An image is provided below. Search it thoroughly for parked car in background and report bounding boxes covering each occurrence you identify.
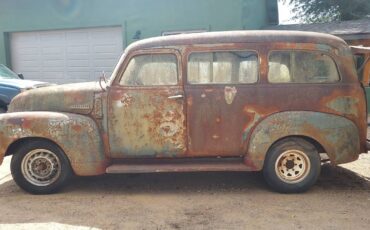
[0,31,368,195]
[0,64,52,113]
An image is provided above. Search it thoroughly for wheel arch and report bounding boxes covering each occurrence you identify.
[245,111,360,170]
[0,112,108,176]
[6,137,63,157]
[265,135,326,160]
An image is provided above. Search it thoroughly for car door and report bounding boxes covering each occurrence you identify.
[185,48,260,157]
[107,49,186,158]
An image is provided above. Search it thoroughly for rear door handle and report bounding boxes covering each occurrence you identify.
[168,95,184,99]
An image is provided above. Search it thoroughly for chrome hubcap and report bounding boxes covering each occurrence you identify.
[21,149,61,186]
[275,150,310,184]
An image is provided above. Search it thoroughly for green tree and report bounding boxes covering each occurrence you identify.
[282,0,370,23]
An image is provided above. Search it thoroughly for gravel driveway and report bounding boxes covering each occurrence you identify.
[0,154,369,230]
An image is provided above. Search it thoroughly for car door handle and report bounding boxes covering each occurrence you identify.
[168,95,184,99]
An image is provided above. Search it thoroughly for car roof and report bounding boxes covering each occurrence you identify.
[126,30,348,52]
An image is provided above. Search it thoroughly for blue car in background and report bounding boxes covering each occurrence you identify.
[0,64,52,113]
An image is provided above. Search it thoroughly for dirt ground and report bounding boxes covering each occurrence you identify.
[0,154,369,230]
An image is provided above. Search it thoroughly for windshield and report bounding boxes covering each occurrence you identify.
[0,64,20,79]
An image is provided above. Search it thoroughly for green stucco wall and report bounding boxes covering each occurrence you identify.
[0,0,277,65]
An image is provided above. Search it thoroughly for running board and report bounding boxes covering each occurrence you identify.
[106,158,251,174]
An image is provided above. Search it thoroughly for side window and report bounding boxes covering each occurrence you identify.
[188,51,258,84]
[268,51,339,83]
[120,54,178,86]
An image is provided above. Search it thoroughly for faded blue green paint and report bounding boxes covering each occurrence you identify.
[8,82,102,115]
[246,111,360,170]
[0,0,277,65]
[316,44,332,52]
[0,112,107,176]
[326,96,360,117]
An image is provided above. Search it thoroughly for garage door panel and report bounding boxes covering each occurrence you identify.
[68,55,90,61]
[93,59,118,68]
[24,72,42,78]
[11,27,123,84]
[67,60,90,67]
[67,46,89,54]
[66,32,89,42]
[17,47,40,55]
[40,32,65,43]
[42,47,64,55]
[22,60,42,67]
[13,34,38,44]
[94,45,117,53]
[43,60,64,67]
[44,72,64,78]
[93,69,113,79]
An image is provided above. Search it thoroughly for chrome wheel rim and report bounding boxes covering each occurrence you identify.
[21,149,61,186]
[275,150,311,184]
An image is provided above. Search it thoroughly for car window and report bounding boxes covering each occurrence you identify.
[268,51,339,83]
[188,51,258,84]
[120,54,178,86]
[0,64,19,79]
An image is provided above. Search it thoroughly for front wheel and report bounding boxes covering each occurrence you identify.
[263,137,321,193]
[11,140,73,194]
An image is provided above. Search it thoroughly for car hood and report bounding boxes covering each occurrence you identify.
[0,78,52,89]
[8,82,103,115]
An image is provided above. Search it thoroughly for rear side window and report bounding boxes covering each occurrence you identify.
[188,51,258,84]
[268,51,339,83]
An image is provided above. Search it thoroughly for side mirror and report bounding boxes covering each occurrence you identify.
[99,73,108,92]
[18,73,24,79]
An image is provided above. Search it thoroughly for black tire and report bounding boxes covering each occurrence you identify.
[263,137,321,193]
[11,140,73,194]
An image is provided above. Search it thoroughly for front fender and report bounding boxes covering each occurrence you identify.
[0,112,107,176]
[246,111,360,170]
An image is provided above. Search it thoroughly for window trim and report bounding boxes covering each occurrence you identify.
[113,49,182,88]
[267,49,342,84]
[185,49,260,85]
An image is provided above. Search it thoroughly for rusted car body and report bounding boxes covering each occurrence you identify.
[0,31,367,194]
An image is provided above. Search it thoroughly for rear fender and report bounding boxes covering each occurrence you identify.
[0,112,107,176]
[245,111,360,170]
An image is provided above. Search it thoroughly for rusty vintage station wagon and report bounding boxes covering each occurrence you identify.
[0,31,368,194]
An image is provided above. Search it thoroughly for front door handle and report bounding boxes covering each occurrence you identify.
[168,95,184,99]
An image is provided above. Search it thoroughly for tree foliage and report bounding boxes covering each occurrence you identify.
[282,0,370,23]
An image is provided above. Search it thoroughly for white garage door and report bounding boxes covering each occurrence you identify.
[10,27,124,84]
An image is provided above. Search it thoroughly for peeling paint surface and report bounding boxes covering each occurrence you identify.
[326,96,359,117]
[0,112,106,176]
[0,31,367,176]
[108,87,186,158]
[247,112,361,170]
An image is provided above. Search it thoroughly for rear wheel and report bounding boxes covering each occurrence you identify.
[11,140,73,194]
[263,137,321,193]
